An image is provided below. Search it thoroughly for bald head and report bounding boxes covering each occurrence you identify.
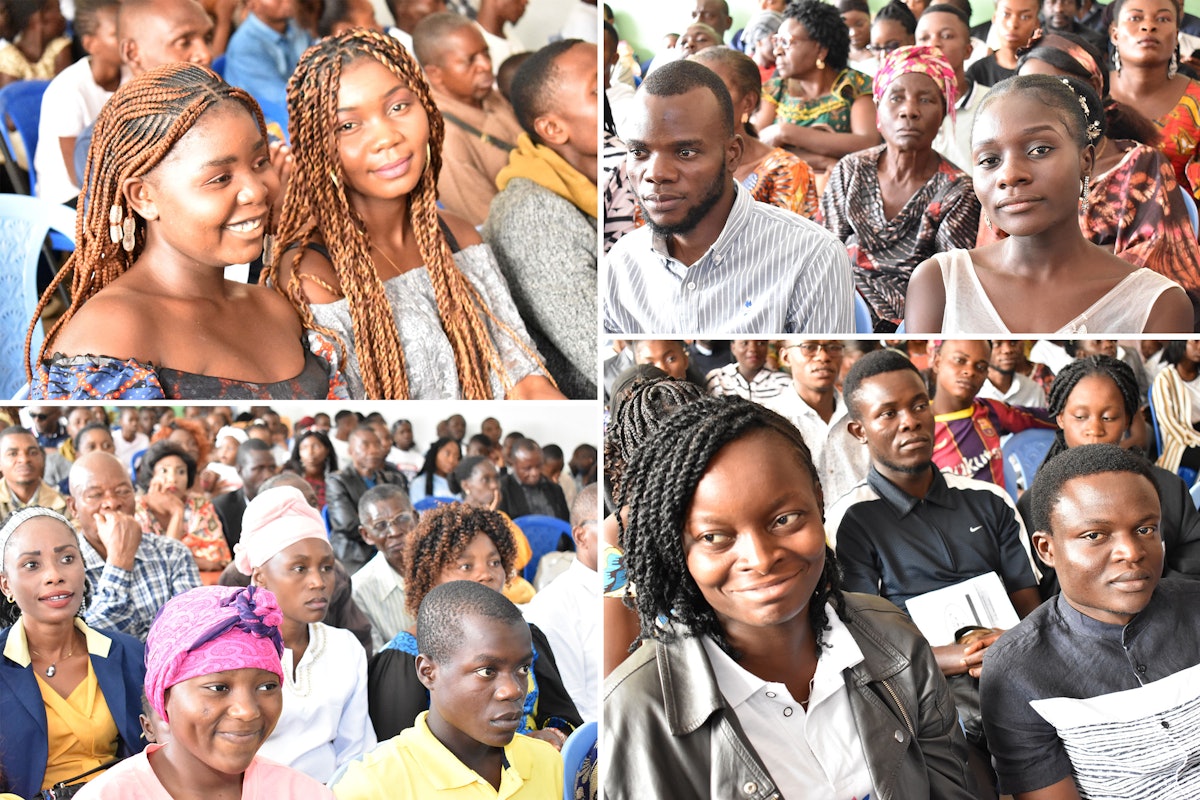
[412,11,474,67]
[118,0,213,74]
[69,451,129,497]
[570,483,599,571]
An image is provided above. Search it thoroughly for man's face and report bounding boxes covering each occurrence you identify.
[447,415,467,442]
[239,450,278,499]
[569,446,596,477]
[989,340,1024,373]
[633,340,689,380]
[427,25,494,105]
[70,455,138,534]
[360,495,417,572]
[393,422,414,451]
[391,0,446,32]
[349,430,384,474]
[512,447,544,487]
[691,0,731,36]
[731,340,768,374]
[122,0,214,73]
[625,87,738,238]
[1036,471,1164,625]
[1,433,44,491]
[27,408,60,435]
[247,0,295,28]
[933,340,991,405]
[1075,340,1117,358]
[1044,0,1079,29]
[138,408,158,435]
[544,43,599,160]
[782,341,844,394]
[848,369,935,475]
[314,414,332,434]
[481,418,501,444]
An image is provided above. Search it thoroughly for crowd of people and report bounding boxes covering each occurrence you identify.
[11,0,599,400]
[604,0,1200,334]
[0,404,599,798]
[602,337,1200,799]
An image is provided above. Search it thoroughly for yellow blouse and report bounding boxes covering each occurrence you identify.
[36,659,119,790]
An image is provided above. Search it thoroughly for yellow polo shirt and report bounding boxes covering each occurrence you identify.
[331,712,562,800]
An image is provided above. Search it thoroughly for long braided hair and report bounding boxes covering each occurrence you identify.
[268,29,531,399]
[620,395,848,659]
[1043,354,1141,462]
[25,63,268,382]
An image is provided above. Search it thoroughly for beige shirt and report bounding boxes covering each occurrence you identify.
[431,88,523,227]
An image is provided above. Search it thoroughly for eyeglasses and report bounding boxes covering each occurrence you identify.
[866,40,902,53]
[772,33,812,49]
[367,512,417,537]
[789,343,845,356]
[29,413,50,420]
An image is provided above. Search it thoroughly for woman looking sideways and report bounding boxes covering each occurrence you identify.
[26,62,346,400]
[0,508,145,799]
[408,436,462,505]
[604,396,976,799]
[905,73,1192,333]
[268,29,562,400]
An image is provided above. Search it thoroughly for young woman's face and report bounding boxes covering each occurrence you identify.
[153,454,190,492]
[438,532,506,592]
[334,57,430,203]
[254,538,335,625]
[682,429,827,639]
[1111,0,1178,68]
[461,460,500,507]
[298,435,329,473]
[435,441,461,477]
[842,9,871,49]
[136,103,275,269]
[0,518,86,625]
[163,668,282,777]
[971,92,1091,236]
[1058,375,1130,448]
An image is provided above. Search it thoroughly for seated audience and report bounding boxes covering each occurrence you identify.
[1150,340,1200,473]
[283,429,339,509]
[388,419,425,482]
[112,408,149,470]
[840,0,874,72]
[977,340,1047,408]
[0,425,67,518]
[980,445,1200,799]
[74,584,335,798]
[333,581,564,799]
[327,427,407,573]
[235,486,375,781]
[905,75,1193,333]
[822,46,979,331]
[0,508,145,799]
[270,28,560,400]
[965,0,1037,86]
[33,0,120,204]
[0,0,69,86]
[318,0,380,37]
[604,59,853,333]
[449,456,536,604]
[691,46,819,218]
[68,452,201,640]
[604,395,977,799]
[704,339,791,400]
[351,484,419,651]
[1040,0,1107,51]
[212,439,278,552]
[754,0,880,171]
[743,9,784,82]
[678,22,720,57]
[28,64,346,400]
[133,441,230,583]
[409,437,463,505]
[483,39,599,400]
[224,0,313,133]
[367,504,582,743]
[869,0,917,66]
[500,439,570,521]
[917,4,989,170]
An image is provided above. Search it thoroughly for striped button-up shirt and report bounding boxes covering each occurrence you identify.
[704,363,793,402]
[604,183,855,334]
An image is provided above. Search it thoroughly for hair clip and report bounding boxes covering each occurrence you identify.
[1086,119,1102,143]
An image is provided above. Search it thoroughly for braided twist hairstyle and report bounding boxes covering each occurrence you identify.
[269,28,537,399]
[25,63,267,382]
[619,395,848,658]
[1044,354,1140,462]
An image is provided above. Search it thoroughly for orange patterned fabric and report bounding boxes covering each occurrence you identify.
[742,147,820,218]
[135,494,231,571]
[1156,78,1200,199]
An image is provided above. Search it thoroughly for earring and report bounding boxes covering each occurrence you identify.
[1113,48,1122,74]
[121,213,136,253]
[108,203,123,244]
[816,57,825,70]
[262,233,276,265]
[1170,50,1179,78]
[330,169,340,188]
[425,142,432,171]
[984,213,993,230]
[1080,175,1091,213]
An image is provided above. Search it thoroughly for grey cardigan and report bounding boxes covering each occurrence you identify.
[603,592,978,800]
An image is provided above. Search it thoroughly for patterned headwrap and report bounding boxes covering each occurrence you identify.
[144,585,284,722]
[873,45,959,122]
[1019,32,1104,96]
[233,485,329,576]
[0,507,79,563]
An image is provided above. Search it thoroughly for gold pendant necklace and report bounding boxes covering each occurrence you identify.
[30,643,75,678]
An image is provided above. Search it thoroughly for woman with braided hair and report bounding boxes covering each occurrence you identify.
[604,395,977,799]
[25,62,347,400]
[268,28,563,400]
[1015,353,1200,597]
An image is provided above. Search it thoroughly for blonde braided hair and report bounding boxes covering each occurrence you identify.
[267,29,543,400]
[24,62,269,382]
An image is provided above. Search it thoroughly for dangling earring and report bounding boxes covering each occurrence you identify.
[1170,50,1179,78]
[815,57,825,70]
[108,203,123,244]
[121,213,136,253]
[984,213,993,230]
[1113,48,1122,74]
[1080,175,1091,213]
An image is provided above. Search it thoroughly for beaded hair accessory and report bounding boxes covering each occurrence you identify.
[1058,78,1102,143]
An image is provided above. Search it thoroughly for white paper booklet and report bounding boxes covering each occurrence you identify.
[903,572,1020,646]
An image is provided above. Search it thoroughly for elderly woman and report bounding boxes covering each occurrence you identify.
[744,10,784,83]
[1108,0,1200,196]
[754,0,881,172]
[820,45,979,331]
[692,47,819,218]
[74,585,334,798]
[0,508,145,799]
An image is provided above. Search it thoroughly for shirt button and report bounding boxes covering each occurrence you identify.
[895,730,905,742]
[765,691,776,698]
[743,781,758,795]
[687,281,696,290]
[1138,664,1147,673]
[783,707,793,717]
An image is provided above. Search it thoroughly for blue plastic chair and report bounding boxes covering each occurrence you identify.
[0,193,77,397]
[253,94,289,144]
[560,720,598,800]
[413,495,458,512]
[0,80,50,196]
[1000,428,1058,501]
[513,514,573,582]
[853,291,872,334]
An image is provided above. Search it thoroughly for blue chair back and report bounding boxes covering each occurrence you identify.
[853,291,872,334]
[1000,428,1057,501]
[1180,187,1199,237]
[0,193,77,397]
[1190,481,1200,510]
[560,720,597,800]
[512,514,573,582]
[414,495,458,511]
[253,94,289,144]
[0,80,50,195]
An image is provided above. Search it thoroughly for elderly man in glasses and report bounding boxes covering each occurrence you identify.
[351,484,420,651]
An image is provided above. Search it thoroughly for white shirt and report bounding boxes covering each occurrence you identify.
[256,622,376,782]
[522,558,600,721]
[477,22,525,74]
[34,56,116,204]
[331,436,351,468]
[702,605,875,800]
[559,1,597,42]
[762,388,870,510]
[978,372,1047,409]
[387,445,425,484]
[932,80,989,172]
[351,550,415,652]
[112,429,149,470]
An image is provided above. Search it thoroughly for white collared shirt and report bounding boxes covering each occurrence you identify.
[762,388,870,510]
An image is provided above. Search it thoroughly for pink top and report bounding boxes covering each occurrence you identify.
[74,746,336,799]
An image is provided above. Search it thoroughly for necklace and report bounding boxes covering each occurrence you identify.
[30,642,75,678]
[370,243,406,278]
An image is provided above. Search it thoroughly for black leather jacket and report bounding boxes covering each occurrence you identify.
[603,593,978,800]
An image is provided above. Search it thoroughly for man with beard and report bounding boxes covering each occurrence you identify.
[977,339,1047,408]
[603,58,852,334]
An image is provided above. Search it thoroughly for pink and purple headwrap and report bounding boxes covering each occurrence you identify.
[144,585,284,722]
[873,45,959,122]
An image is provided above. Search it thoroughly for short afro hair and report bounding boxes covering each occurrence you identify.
[784,0,851,71]
[639,58,736,137]
[417,579,527,664]
[842,348,921,421]
[510,39,586,143]
[1029,444,1160,535]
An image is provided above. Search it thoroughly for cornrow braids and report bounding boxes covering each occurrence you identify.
[619,396,848,659]
[269,28,540,399]
[25,63,268,382]
[1043,354,1140,461]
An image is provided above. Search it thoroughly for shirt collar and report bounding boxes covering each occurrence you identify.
[4,616,112,667]
[866,464,953,516]
[649,181,749,267]
[408,712,523,793]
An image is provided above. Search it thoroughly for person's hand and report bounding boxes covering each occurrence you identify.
[196,469,221,497]
[526,727,568,751]
[960,628,1004,679]
[94,510,143,571]
[145,477,186,519]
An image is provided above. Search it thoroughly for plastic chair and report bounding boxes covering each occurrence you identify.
[560,720,597,800]
[1000,428,1057,501]
[129,448,147,484]
[321,504,331,533]
[253,94,289,144]
[512,514,573,582]
[0,193,77,397]
[413,495,458,511]
[853,291,872,334]
[0,80,50,195]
